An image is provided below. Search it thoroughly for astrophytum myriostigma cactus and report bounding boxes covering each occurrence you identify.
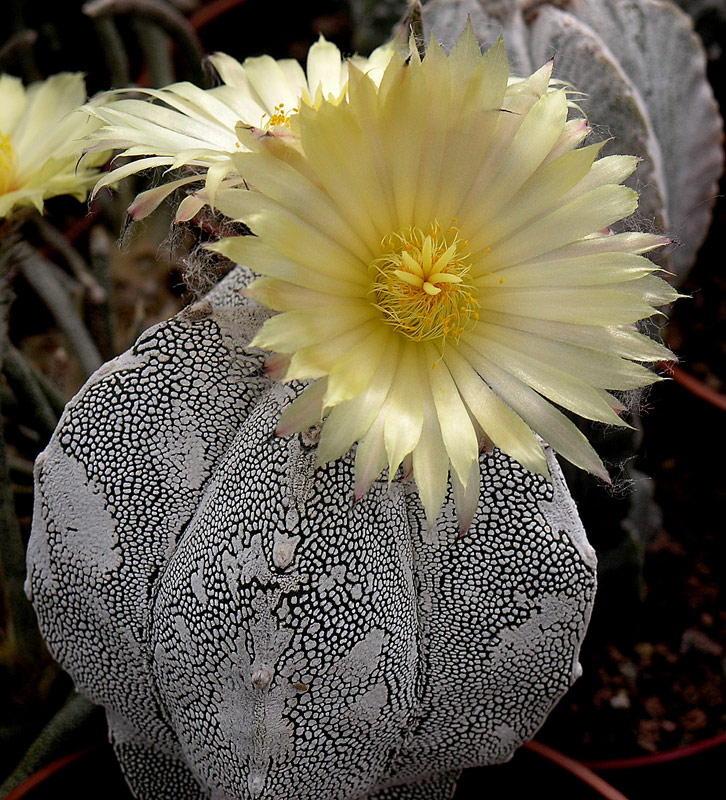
[24,2,722,798]
[27,265,597,800]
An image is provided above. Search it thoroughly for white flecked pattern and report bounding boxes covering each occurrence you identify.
[26,265,597,800]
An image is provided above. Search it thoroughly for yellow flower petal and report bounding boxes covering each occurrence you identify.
[233,151,373,263]
[242,55,302,112]
[544,118,591,163]
[463,331,631,426]
[472,183,639,263]
[210,236,364,297]
[452,456,481,537]
[354,409,388,501]
[443,346,548,477]
[464,141,605,257]
[384,342,425,477]
[411,359,450,527]
[286,320,381,381]
[480,310,674,363]
[211,189,370,288]
[458,341,608,480]
[306,36,347,101]
[435,39,510,223]
[0,72,105,218]
[476,251,658,287]
[458,88,569,226]
[275,379,327,437]
[297,96,395,241]
[425,343,478,487]
[477,286,661,325]
[472,320,661,389]
[0,75,27,133]
[318,337,399,465]
[251,305,376,353]
[323,326,394,408]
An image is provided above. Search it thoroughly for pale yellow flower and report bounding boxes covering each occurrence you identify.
[84,36,395,221]
[0,73,104,219]
[205,27,679,532]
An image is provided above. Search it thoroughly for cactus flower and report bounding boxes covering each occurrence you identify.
[206,27,679,531]
[0,73,103,219]
[84,36,395,220]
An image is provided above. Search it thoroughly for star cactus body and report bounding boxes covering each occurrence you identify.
[26,265,599,800]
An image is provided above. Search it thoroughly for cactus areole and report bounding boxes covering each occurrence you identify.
[27,267,597,800]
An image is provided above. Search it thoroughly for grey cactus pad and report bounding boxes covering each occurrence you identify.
[27,266,597,800]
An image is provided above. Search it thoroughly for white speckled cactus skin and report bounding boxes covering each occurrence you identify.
[26,266,597,800]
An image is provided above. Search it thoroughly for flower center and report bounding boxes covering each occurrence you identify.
[0,132,17,195]
[265,102,299,129]
[370,221,479,342]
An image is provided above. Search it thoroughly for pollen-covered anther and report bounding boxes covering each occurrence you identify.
[370,222,479,342]
[266,103,299,129]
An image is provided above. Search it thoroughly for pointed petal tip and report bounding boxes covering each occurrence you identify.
[262,349,291,378]
[659,352,679,366]
[248,330,266,349]
[457,504,476,539]
[598,467,612,486]
[273,425,287,438]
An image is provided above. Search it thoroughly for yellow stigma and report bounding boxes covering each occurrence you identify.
[0,132,17,195]
[370,221,479,342]
[266,103,299,129]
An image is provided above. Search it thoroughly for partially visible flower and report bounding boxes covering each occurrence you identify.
[203,27,680,532]
[0,72,105,219]
[84,36,395,221]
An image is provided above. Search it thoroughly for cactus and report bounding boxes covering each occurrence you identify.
[23,2,723,798]
[27,266,596,799]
